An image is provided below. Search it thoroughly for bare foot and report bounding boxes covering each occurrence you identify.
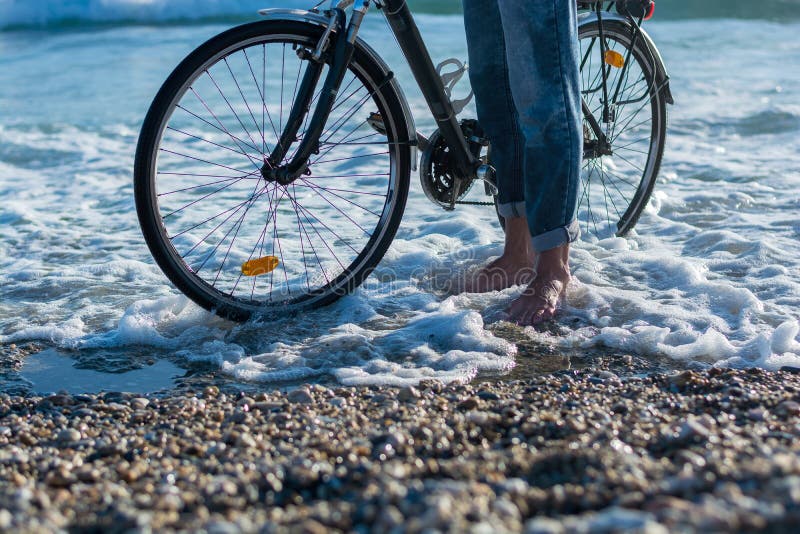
[506,243,571,326]
[461,216,536,293]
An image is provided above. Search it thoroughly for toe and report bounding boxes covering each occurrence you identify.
[538,307,556,323]
[518,310,536,327]
[529,309,546,326]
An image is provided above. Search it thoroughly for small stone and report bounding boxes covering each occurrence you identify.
[104,402,128,413]
[236,396,255,408]
[612,402,628,414]
[310,384,333,397]
[227,410,249,424]
[56,428,82,444]
[252,401,282,412]
[131,398,150,410]
[776,400,800,417]
[205,520,240,534]
[76,468,101,483]
[748,408,768,421]
[457,397,479,411]
[668,370,696,388]
[678,419,710,442]
[676,450,706,469]
[19,433,37,446]
[237,433,257,448]
[203,386,220,398]
[0,509,11,529]
[525,517,565,534]
[45,469,75,488]
[398,386,421,402]
[287,388,314,404]
[47,394,74,407]
[296,519,327,534]
[493,498,520,521]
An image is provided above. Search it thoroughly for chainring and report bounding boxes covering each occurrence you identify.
[419,119,487,209]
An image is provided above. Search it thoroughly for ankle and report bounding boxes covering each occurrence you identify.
[534,245,571,279]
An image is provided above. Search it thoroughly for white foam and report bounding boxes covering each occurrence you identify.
[2,17,800,389]
[216,297,516,386]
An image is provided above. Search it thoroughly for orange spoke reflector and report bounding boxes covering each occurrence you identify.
[241,256,279,277]
[604,50,625,69]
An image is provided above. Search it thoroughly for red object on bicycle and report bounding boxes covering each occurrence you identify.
[615,0,655,20]
[645,1,656,20]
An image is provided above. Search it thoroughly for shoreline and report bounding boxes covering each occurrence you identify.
[2,368,800,532]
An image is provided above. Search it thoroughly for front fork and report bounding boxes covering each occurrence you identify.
[261,1,371,185]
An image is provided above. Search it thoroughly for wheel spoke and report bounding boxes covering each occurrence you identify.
[176,103,261,155]
[298,177,384,218]
[223,57,268,152]
[144,32,403,312]
[158,172,258,197]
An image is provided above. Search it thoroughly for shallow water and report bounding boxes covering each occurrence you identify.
[1,5,799,394]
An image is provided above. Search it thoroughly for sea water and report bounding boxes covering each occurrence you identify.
[1,1,799,394]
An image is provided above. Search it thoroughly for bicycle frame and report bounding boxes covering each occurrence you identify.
[261,0,479,188]
[261,0,672,189]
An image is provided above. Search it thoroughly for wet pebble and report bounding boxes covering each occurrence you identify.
[55,428,81,445]
[1,368,799,532]
[287,388,314,404]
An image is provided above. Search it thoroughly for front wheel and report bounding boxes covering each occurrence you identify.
[495,20,668,240]
[134,21,412,321]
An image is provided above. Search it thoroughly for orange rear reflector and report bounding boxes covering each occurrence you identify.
[241,256,279,277]
[604,50,625,69]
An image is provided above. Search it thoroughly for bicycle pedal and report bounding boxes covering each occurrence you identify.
[477,164,499,196]
[367,112,387,136]
[241,256,279,277]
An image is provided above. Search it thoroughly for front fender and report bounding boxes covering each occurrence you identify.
[258,8,419,168]
[578,12,674,105]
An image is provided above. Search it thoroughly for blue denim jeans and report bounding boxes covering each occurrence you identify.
[463,0,582,251]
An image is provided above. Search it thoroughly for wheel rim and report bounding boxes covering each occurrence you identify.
[148,33,402,311]
[578,25,663,239]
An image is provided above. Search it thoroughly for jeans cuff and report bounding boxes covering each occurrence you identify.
[497,201,526,219]
[531,219,580,252]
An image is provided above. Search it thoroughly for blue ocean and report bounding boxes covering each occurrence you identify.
[1,0,799,394]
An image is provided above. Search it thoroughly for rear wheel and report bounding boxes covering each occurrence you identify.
[134,21,411,321]
[495,20,667,240]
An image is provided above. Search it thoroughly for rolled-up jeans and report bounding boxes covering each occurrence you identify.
[463,0,582,252]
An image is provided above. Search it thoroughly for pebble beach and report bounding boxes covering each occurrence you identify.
[2,368,800,533]
[2,2,800,532]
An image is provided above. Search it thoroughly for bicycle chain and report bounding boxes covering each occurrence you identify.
[454,200,495,206]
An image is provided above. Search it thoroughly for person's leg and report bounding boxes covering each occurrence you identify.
[498,0,583,324]
[461,0,535,293]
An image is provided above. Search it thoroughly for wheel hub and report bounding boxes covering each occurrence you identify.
[583,137,613,160]
[261,160,308,186]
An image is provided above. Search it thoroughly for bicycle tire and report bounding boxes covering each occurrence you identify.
[134,20,411,321]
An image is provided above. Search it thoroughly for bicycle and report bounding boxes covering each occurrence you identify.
[134,0,673,321]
